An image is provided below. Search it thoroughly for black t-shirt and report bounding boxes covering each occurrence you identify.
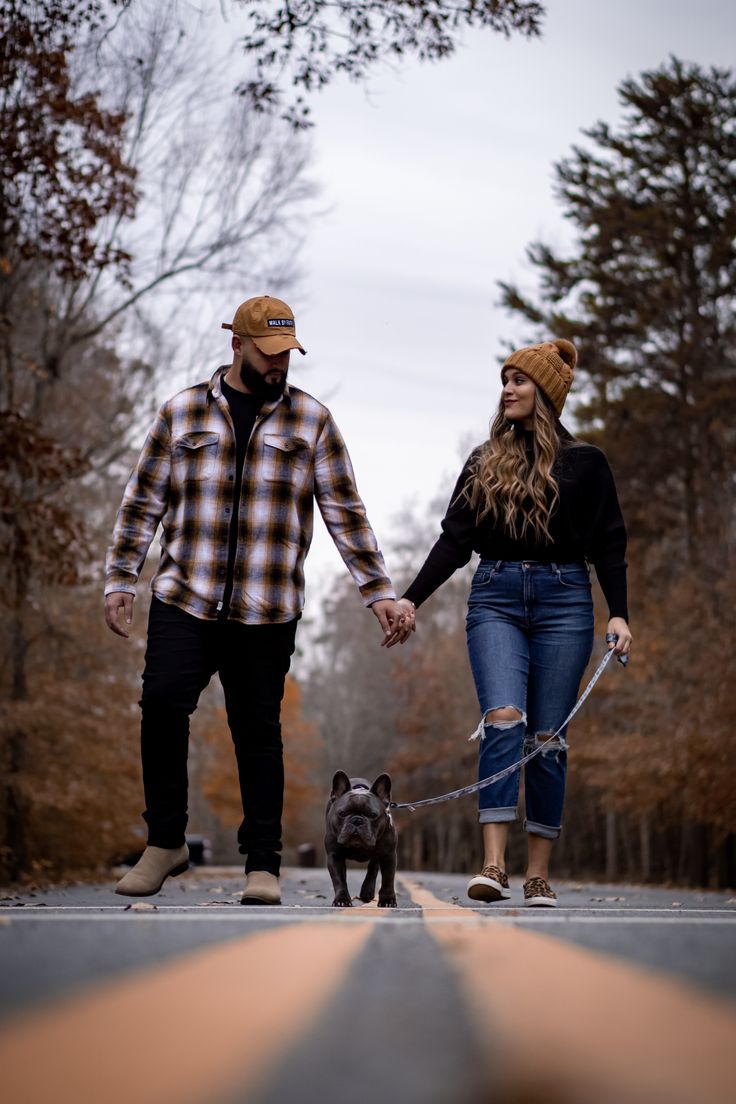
[403,431,629,621]
[220,377,263,614]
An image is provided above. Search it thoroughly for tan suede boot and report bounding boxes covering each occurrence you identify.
[115,844,189,897]
[241,870,281,905]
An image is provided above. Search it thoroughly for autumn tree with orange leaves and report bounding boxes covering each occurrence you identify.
[0,0,315,881]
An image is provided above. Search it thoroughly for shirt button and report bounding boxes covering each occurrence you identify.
[227,474,234,481]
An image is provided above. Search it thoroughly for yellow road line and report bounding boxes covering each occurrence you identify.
[401,877,736,1104]
[1,920,374,1104]
[399,875,471,919]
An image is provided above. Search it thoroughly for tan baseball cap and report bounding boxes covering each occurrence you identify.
[221,295,306,355]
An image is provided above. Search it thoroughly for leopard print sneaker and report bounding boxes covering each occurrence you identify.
[467,864,511,903]
[523,876,558,907]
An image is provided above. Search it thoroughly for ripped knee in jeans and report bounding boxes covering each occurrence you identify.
[469,707,527,743]
[524,730,568,760]
[483,706,527,731]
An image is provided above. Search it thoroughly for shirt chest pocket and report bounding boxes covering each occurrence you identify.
[171,431,220,481]
[262,434,311,485]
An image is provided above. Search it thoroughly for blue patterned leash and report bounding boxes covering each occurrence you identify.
[390,638,625,813]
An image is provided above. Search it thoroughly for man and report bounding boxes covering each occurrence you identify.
[105,295,411,904]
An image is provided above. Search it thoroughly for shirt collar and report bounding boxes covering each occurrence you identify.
[208,364,292,409]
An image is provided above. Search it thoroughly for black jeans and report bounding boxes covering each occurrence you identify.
[139,597,298,875]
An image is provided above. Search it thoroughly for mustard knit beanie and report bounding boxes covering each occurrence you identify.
[502,339,577,416]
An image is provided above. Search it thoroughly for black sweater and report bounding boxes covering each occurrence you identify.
[220,377,262,615]
[403,434,628,621]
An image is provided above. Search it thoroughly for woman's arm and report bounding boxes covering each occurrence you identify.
[402,456,478,609]
[583,448,632,658]
[582,449,628,619]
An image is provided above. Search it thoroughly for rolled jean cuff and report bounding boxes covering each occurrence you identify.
[478,806,517,824]
[524,817,561,840]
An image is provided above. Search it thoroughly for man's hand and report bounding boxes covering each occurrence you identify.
[371,598,416,648]
[104,592,134,638]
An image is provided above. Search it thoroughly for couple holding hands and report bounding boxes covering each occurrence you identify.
[105,295,631,907]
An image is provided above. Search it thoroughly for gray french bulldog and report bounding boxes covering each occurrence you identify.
[324,771,398,908]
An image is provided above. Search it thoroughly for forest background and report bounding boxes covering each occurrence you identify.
[1,0,734,888]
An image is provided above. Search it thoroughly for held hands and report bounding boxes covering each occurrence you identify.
[107,592,418,645]
[371,598,416,648]
[104,592,134,638]
[606,617,632,662]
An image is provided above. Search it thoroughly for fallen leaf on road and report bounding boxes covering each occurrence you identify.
[725,898,736,905]
[124,902,158,911]
[670,901,682,907]
[0,916,12,926]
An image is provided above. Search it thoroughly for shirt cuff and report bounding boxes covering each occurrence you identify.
[104,579,138,597]
[361,583,396,607]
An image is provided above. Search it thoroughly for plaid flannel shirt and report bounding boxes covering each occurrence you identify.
[105,366,395,623]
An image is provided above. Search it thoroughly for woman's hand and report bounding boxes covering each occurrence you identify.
[382,598,417,648]
[606,617,632,659]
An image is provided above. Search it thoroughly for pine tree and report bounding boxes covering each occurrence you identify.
[500,58,736,883]
[500,56,736,569]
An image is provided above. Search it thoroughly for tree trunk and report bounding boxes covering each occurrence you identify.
[622,816,635,879]
[3,551,31,881]
[639,817,651,882]
[605,811,618,882]
[688,822,709,888]
[715,834,736,889]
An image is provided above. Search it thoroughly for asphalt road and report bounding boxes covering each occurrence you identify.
[1,867,735,1104]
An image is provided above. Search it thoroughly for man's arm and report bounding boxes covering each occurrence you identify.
[104,405,172,635]
[313,413,411,643]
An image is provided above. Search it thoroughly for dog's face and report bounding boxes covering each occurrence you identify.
[326,771,392,851]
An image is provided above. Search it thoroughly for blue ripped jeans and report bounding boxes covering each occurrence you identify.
[466,560,594,839]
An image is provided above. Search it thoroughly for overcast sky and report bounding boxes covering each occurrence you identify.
[212,0,736,609]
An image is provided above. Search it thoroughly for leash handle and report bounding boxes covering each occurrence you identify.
[606,631,628,666]
[390,645,617,812]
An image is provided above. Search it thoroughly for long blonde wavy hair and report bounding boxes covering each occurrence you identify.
[464,388,561,543]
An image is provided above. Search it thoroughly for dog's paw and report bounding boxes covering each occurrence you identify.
[332,895,353,908]
[378,894,397,908]
[358,890,375,904]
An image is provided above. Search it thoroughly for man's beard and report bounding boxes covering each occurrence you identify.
[240,359,288,401]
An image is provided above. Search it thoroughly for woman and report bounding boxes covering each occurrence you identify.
[395,339,631,907]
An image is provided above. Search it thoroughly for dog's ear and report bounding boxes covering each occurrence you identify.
[371,773,392,802]
[330,770,351,800]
